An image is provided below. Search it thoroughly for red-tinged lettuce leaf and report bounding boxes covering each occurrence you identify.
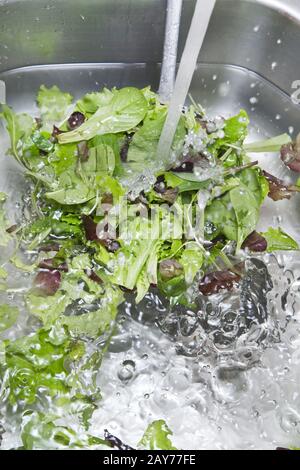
[263,171,300,201]
[199,270,241,296]
[280,141,300,173]
[242,231,268,252]
[34,270,62,296]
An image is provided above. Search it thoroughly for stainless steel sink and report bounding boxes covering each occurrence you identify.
[0,0,300,450]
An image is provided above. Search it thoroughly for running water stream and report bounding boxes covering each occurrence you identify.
[157,0,216,163]
[158,0,183,103]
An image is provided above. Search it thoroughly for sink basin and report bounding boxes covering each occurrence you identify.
[0,0,299,451]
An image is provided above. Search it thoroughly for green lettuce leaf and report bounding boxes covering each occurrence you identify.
[37,85,73,128]
[0,304,19,332]
[27,254,123,337]
[261,227,299,252]
[0,192,12,247]
[180,242,204,284]
[0,266,7,279]
[76,88,116,116]
[127,106,186,167]
[1,105,34,165]
[138,420,177,450]
[21,411,107,450]
[2,326,72,405]
[244,133,292,153]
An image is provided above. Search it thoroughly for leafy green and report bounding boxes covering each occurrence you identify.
[58,87,148,143]
[2,326,73,405]
[205,192,238,242]
[127,106,186,167]
[0,192,11,247]
[0,304,19,332]
[21,411,108,450]
[1,84,299,449]
[96,215,160,294]
[223,109,249,143]
[244,133,292,153]
[37,85,73,128]
[205,169,267,249]
[138,420,177,450]
[31,130,54,153]
[45,171,96,205]
[26,291,73,328]
[180,243,204,284]
[49,142,78,175]
[76,88,116,115]
[27,255,123,337]
[1,104,34,164]
[210,110,249,153]
[230,185,260,251]
[0,266,8,279]
[262,228,299,252]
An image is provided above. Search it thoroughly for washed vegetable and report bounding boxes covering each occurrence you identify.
[0,84,299,450]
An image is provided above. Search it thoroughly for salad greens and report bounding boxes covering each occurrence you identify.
[138,419,177,450]
[0,84,299,450]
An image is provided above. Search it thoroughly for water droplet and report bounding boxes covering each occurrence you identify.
[117,360,136,383]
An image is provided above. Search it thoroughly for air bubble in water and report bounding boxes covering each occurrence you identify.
[117,360,136,383]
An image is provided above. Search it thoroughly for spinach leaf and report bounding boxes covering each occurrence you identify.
[205,192,238,242]
[58,87,148,144]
